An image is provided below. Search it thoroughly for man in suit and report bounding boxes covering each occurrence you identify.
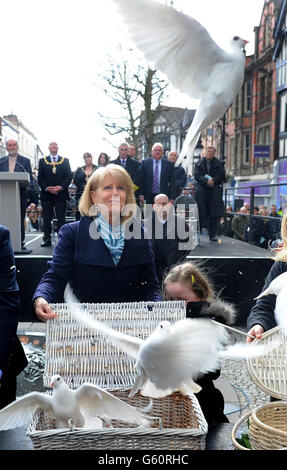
[38,142,72,247]
[194,146,226,241]
[167,150,187,199]
[0,225,27,408]
[0,139,33,251]
[139,143,176,205]
[110,142,141,202]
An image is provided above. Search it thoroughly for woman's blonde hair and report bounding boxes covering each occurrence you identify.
[163,261,215,302]
[78,164,136,222]
[273,210,287,261]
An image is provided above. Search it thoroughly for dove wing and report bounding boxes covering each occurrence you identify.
[113,0,228,98]
[75,384,149,426]
[139,319,228,391]
[65,284,143,359]
[275,292,287,335]
[0,392,53,431]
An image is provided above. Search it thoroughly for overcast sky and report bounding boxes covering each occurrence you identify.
[0,0,265,170]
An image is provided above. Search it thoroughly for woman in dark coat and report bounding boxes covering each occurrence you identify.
[74,152,97,220]
[0,225,27,408]
[33,164,162,322]
[246,210,287,343]
[164,261,236,426]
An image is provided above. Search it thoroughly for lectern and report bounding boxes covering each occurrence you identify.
[0,172,30,253]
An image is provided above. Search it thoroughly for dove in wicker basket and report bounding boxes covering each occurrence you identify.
[65,286,279,399]
[0,374,152,431]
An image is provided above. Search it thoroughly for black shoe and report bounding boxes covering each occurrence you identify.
[41,241,52,247]
[210,237,218,242]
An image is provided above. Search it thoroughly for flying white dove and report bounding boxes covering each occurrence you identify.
[0,374,151,431]
[255,271,287,335]
[65,286,276,398]
[112,0,248,171]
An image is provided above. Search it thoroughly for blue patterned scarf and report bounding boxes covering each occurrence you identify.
[96,214,124,265]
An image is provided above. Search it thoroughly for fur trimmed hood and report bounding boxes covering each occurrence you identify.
[200,298,237,325]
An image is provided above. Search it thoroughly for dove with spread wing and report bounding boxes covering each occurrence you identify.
[112,0,248,171]
[255,271,287,335]
[65,285,276,398]
[0,374,151,431]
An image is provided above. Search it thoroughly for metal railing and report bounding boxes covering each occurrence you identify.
[224,182,286,245]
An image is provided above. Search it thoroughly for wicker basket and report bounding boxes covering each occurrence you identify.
[27,301,208,450]
[246,326,287,400]
[232,326,287,450]
[232,402,287,450]
[27,390,207,450]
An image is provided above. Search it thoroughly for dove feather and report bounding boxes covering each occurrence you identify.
[0,392,53,431]
[64,284,143,359]
[139,319,227,391]
[75,383,150,426]
[113,0,227,99]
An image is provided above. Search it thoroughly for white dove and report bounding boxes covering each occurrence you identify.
[65,286,276,398]
[112,0,248,171]
[0,374,151,431]
[255,271,287,335]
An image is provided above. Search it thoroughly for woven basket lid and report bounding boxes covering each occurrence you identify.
[44,301,186,390]
[246,326,287,400]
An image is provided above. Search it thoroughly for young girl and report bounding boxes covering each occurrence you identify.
[163,261,237,426]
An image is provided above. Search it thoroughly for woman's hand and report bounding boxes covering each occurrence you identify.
[246,324,264,343]
[34,297,57,323]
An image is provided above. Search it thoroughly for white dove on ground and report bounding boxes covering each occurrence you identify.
[0,374,151,431]
[255,271,287,335]
[65,286,276,398]
[112,0,248,171]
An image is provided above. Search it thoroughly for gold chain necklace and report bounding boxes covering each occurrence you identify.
[44,156,64,174]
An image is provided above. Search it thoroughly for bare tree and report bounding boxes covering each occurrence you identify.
[97,47,168,155]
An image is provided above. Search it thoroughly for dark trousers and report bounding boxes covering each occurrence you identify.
[208,217,219,240]
[0,369,17,410]
[41,199,66,243]
[146,193,159,205]
[20,197,27,245]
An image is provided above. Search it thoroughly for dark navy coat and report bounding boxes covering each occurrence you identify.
[194,157,226,219]
[0,225,27,373]
[33,216,163,305]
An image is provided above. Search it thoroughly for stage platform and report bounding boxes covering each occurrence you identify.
[16,232,274,325]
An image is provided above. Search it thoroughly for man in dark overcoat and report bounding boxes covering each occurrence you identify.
[194,146,226,241]
[0,225,27,408]
[38,142,72,246]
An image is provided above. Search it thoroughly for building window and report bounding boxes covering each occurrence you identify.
[257,125,270,145]
[244,80,252,113]
[244,134,251,164]
[264,16,271,49]
[259,76,266,109]
[280,93,287,133]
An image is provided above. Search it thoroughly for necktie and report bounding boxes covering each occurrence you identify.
[122,160,126,167]
[152,160,159,193]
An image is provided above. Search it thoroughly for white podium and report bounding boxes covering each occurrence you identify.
[0,172,30,252]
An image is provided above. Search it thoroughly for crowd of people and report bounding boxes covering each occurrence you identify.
[222,202,282,249]
[1,138,286,429]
